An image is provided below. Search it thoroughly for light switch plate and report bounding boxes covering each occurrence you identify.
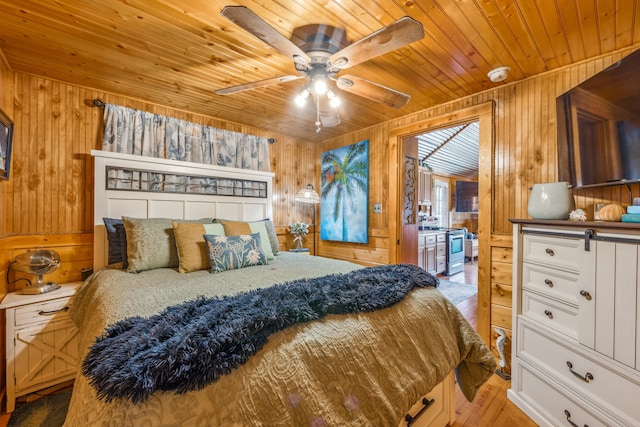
[373,203,382,214]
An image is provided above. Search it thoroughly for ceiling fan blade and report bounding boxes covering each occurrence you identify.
[215,75,304,95]
[221,6,311,67]
[337,75,410,108]
[329,17,424,70]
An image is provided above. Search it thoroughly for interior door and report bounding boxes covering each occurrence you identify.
[399,136,419,265]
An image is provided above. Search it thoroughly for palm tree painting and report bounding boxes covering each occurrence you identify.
[320,140,369,243]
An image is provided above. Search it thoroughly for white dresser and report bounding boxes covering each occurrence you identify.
[510,220,640,427]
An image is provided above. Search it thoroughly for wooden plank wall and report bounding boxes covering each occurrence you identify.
[0,51,13,294]
[1,45,639,372]
[1,72,318,294]
[322,45,640,361]
[318,126,391,266]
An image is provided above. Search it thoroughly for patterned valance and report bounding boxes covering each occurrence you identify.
[101,103,270,171]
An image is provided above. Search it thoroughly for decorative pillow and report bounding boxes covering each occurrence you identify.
[173,222,225,273]
[204,233,267,273]
[103,218,125,265]
[219,220,275,260]
[114,222,129,269]
[123,217,177,273]
[122,217,214,273]
[261,219,280,255]
[219,220,251,235]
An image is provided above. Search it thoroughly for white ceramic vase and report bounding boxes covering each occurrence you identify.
[527,182,575,220]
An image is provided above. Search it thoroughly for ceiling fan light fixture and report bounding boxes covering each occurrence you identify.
[327,90,341,108]
[313,76,328,95]
[295,88,310,107]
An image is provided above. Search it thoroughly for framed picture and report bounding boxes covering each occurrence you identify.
[320,140,369,243]
[0,107,13,180]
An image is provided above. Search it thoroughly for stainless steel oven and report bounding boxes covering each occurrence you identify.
[446,229,466,276]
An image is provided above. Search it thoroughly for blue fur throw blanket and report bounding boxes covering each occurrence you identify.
[82,263,438,403]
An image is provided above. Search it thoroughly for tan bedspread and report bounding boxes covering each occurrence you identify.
[64,254,495,426]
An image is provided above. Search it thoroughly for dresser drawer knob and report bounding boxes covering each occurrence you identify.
[579,290,592,301]
[564,409,589,427]
[544,309,553,319]
[544,279,553,287]
[566,361,594,383]
[545,248,555,256]
[38,306,70,316]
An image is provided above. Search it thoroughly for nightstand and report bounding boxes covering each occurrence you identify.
[0,282,81,412]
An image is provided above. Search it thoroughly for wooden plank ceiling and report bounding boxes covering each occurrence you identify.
[0,0,638,142]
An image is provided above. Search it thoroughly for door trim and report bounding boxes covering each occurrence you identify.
[388,101,494,345]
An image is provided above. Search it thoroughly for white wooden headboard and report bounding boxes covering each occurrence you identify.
[92,150,274,271]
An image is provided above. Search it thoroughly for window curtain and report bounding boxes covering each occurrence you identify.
[101,103,270,172]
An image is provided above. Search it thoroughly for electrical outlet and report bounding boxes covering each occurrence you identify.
[373,203,382,214]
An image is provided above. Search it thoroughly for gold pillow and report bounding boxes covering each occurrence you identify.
[220,220,252,235]
[220,220,274,259]
[173,222,225,273]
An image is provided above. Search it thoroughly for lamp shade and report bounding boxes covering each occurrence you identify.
[295,184,320,204]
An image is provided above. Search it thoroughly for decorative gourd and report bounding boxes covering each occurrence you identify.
[599,204,625,221]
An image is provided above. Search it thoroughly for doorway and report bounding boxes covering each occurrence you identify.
[387,102,494,345]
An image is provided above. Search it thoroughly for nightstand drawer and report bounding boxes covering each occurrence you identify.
[15,296,74,327]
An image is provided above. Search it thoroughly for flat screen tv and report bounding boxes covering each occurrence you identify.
[455,180,478,212]
[557,48,640,189]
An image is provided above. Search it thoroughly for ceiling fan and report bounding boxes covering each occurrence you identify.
[215,6,425,132]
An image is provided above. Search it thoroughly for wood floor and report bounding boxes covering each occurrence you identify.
[0,260,536,427]
[444,261,536,426]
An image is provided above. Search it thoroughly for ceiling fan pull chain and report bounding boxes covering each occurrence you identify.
[315,94,322,133]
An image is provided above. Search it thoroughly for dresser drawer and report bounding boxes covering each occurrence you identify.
[515,362,615,427]
[14,296,74,327]
[522,234,583,272]
[521,291,578,339]
[519,321,640,424]
[522,263,579,305]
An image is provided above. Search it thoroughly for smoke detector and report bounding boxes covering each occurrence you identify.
[487,66,511,82]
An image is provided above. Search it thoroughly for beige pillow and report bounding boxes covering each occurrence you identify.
[173,222,225,273]
[220,220,274,260]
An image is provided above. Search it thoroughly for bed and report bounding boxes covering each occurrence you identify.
[62,150,495,426]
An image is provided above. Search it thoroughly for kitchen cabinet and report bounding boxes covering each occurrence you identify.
[418,167,432,205]
[418,231,445,275]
